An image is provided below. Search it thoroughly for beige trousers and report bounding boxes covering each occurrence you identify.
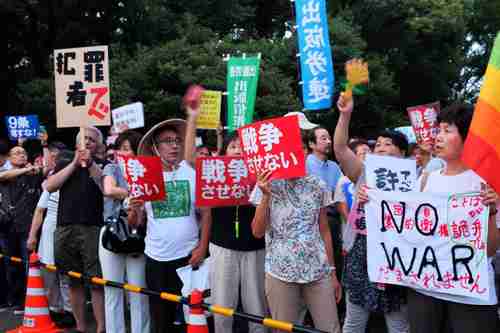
[265,274,340,333]
[209,243,268,333]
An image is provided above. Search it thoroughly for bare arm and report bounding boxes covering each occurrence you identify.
[46,161,77,193]
[27,207,46,251]
[251,194,271,239]
[189,207,212,267]
[333,95,363,183]
[319,207,342,302]
[0,166,33,181]
[184,106,199,167]
[336,202,349,222]
[486,214,499,257]
[216,126,224,155]
[103,175,128,200]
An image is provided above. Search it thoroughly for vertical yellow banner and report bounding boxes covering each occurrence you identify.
[197,90,222,129]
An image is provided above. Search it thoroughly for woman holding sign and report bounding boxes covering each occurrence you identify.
[333,92,410,333]
[99,130,150,333]
[184,96,268,333]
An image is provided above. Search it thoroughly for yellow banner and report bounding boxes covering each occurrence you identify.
[198,90,222,129]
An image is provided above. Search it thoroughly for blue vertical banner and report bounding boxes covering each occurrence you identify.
[295,0,334,110]
[5,115,39,140]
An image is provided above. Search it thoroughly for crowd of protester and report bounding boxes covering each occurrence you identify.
[0,93,499,333]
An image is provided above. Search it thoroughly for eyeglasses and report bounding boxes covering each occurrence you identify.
[10,151,27,156]
[157,138,182,146]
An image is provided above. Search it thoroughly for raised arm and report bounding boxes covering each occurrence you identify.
[333,94,363,183]
[184,105,200,167]
[251,170,273,238]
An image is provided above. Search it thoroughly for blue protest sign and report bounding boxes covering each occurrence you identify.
[295,0,335,110]
[5,115,40,140]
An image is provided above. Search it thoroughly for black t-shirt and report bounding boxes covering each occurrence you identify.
[210,205,265,251]
[55,158,107,227]
[0,172,43,234]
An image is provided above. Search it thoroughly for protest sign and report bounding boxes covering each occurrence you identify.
[238,115,305,180]
[407,102,440,145]
[366,190,490,301]
[365,154,417,192]
[54,45,111,128]
[112,102,145,131]
[295,0,335,110]
[5,115,39,140]
[198,90,222,129]
[117,154,166,202]
[195,156,255,207]
[226,57,260,130]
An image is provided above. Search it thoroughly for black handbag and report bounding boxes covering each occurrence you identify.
[101,208,146,254]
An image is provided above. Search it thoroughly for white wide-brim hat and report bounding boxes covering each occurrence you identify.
[284,111,318,130]
[138,118,186,156]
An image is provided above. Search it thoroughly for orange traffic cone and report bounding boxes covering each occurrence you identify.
[187,289,208,333]
[8,252,61,333]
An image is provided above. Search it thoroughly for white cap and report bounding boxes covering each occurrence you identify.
[284,111,318,130]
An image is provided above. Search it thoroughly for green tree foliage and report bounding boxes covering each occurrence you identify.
[5,0,500,142]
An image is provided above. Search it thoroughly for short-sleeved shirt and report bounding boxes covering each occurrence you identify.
[418,169,499,305]
[102,163,128,221]
[144,161,199,262]
[306,154,342,193]
[55,158,107,227]
[211,205,264,251]
[250,175,332,283]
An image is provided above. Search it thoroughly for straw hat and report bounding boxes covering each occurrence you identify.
[284,111,318,130]
[138,118,186,157]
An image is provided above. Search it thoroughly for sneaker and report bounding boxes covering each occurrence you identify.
[13,305,24,315]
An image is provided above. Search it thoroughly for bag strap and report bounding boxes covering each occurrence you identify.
[420,171,430,192]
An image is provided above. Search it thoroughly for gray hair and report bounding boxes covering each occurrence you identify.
[75,126,103,145]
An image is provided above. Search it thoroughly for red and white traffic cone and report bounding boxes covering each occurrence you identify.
[8,252,61,333]
[187,289,208,333]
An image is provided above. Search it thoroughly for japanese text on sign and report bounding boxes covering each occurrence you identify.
[295,0,335,110]
[407,102,440,145]
[365,154,417,192]
[112,102,145,131]
[54,45,111,128]
[238,115,306,180]
[117,154,166,202]
[195,156,255,207]
[365,190,490,301]
[198,90,222,129]
[226,57,261,131]
[5,115,39,140]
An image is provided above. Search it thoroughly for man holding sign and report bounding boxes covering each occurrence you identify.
[46,126,106,333]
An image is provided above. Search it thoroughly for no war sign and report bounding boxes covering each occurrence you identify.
[365,190,490,302]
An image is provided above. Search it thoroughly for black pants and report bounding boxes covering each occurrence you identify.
[408,288,499,333]
[0,235,8,305]
[145,255,190,333]
[2,231,28,307]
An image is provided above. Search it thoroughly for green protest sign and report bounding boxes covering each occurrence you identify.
[226,56,261,131]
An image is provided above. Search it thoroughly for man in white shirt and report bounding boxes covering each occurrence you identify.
[136,118,211,333]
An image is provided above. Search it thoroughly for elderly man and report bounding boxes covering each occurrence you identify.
[0,145,43,314]
[46,126,106,333]
[135,118,211,333]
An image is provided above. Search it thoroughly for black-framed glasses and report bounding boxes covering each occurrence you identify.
[157,138,182,146]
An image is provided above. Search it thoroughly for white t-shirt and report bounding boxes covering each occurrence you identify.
[418,168,499,305]
[144,161,199,262]
[36,190,60,265]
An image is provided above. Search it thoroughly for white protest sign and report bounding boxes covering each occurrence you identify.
[365,190,490,301]
[365,154,417,192]
[111,102,145,131]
